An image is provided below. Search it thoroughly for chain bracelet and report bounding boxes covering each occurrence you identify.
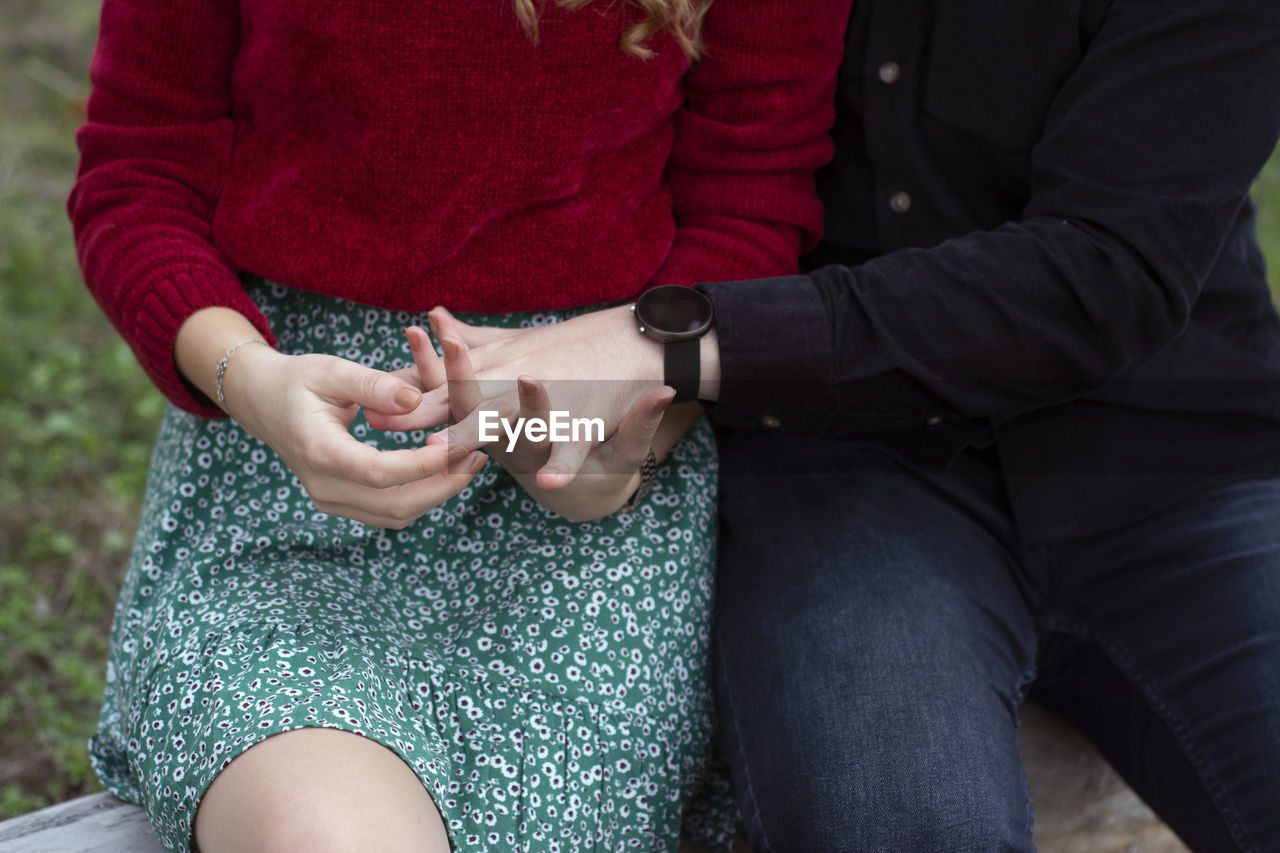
[215,339,271,411]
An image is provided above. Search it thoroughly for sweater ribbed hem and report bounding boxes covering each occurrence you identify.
[132,264,277,418]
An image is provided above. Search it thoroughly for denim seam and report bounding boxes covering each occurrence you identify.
[715,636,776,853]
[1011,653,1040,845]
[1039,615,1257,853]
[1011,658,1039,710]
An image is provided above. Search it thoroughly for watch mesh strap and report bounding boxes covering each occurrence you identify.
[621,448,659,512]
[666,338,700,404]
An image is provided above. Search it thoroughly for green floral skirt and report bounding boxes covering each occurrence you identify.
[90,280,737,851]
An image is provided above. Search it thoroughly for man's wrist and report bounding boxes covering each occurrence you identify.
[698,326,720,403]
[614,303,665,383]
[622,292,720,402]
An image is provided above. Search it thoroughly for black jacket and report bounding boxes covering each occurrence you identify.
[700,0,1280,541]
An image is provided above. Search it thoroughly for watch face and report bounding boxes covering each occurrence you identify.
[636,286,714,341]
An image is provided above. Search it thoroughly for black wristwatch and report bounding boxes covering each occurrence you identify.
[632,285,715,404]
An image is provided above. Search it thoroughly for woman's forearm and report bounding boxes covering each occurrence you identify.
[174,306,275,412]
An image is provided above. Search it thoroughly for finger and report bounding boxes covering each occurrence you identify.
[309,450,488,529]
[449,450,488,476]
[416,384,451,419]
[365,351,452,431]
[536,438,596,491]
[517,375,552,417]
[441,337,484,422]
[363,398,453,432]
[427,308,468,353]
[385,364,427,388]
[501,376,555,474]
[312,358,422,416]
[429,306,521,348]
[303,419,470,489]
[528,376,604,488]
[605,385,676,473]
[426,387,520,454]
[405,325,447,389]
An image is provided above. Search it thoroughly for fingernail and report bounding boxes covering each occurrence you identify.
[466,452,488,473]
[394,386,420,409]
[518,377,537,399]
[654,388,676,413]
[441,338,459,361]
[447,444,470,465]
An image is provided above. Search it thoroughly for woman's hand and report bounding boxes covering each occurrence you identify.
[176,308,487,529]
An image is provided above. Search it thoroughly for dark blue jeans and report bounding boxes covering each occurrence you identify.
[713,432,1280,853]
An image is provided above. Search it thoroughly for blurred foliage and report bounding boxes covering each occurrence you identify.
[1258,149,1280,297]
[0,0,1279,825]
[1,0,165,818]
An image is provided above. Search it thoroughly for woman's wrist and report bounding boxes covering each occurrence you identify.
[175,306,276,414]
[215,339,272,409]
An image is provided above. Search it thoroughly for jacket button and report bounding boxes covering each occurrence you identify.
[878,61,901,84]
[760,414,782,430]
[926,415,943,426]
[889,191,912,213]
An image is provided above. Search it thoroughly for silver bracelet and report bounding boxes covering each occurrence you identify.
[215,339,270,411]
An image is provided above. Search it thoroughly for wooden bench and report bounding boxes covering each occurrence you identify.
[0,704,1186,852]
[0,792,161,853]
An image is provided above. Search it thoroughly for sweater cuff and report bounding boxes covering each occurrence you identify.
[697,274,833,434]
[132,266,277,418]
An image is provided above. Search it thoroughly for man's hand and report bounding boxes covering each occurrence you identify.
[369,304,664,444]
[443,352,675,520]
[371,319,673,520]
[367,303,719,486]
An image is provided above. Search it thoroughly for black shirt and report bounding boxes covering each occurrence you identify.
[699,0,1280,542]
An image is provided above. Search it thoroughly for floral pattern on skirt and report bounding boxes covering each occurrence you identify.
[90,281,738,852]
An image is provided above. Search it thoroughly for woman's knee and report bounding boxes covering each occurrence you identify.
[193,726,450,853]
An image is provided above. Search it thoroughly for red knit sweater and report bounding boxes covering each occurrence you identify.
[70,0,852,416]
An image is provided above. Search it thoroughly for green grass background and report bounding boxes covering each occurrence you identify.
[2,0,1279,821]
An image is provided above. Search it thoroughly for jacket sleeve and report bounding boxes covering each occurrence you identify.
[701,0,1280,434]
[649,0,854,287]
[68,0,276,417]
